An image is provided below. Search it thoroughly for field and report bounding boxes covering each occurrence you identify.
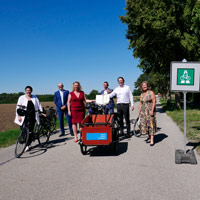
[0,102,56,132]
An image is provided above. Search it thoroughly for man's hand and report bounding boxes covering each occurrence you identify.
[61,105,66,110]
[107,89,111,94]
[41,113,46,117]
[131,106,134,111]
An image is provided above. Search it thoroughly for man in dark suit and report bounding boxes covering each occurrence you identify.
[54,83,73,137]
[100,81,115,114]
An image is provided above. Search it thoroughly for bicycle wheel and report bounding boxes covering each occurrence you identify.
[15,127,29,158]
[80,143,87,155]
[133,117,141,137]
[50,117,56,132]
[38,122,50,146]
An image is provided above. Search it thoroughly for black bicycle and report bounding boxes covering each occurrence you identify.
[43,106,57,133]
[133,117,141,137]
[15,105,51,158]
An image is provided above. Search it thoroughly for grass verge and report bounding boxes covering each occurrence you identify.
[0,117,66,148]
[0,129,20,148]
[160,99,200,152]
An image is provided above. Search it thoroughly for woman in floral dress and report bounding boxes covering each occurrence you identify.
[138,81,157,146]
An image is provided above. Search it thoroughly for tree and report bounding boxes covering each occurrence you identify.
[120,0,200,105]
[86,90,99,100]
[134,72,168,97]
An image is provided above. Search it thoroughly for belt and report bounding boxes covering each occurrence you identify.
[117,103,129,105]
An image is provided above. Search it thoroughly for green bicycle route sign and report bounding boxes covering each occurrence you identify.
[170,61,200,92]
[177,68,194,86]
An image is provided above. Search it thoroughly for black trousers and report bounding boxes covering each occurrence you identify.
[117,103,130,133]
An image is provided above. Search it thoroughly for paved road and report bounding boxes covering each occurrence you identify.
[1,100,200,200]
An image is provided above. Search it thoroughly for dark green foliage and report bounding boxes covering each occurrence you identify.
[133,89,141,96]
[85,90,99,100]
[0,93,54,104]
[37,94,54,102]
[0,92,24,104]
[121,0,200,100]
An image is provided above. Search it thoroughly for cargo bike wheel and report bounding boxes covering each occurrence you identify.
[15,126,30,158]
[80,131,87,155]
[80,144,87,155]
[112,113,120,153]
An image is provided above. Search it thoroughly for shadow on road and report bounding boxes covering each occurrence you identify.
[187,142,200,151]
[156,107,165,113]
[86,142,128,157]
[48,136,73,146]
[154,133,168,144]
[19,146,47,159]
[192,126,200,130]
[19,136,72,159]
[0,157,15,166]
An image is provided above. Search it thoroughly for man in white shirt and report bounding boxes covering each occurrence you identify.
[109,77,134,137]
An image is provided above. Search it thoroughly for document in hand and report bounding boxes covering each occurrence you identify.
[96,95,110,105]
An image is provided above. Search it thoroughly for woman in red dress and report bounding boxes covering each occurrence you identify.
[68,81,94,142]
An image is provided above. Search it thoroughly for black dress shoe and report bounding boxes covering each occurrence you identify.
[145,137,150,143]
[119,130,124,136]
[59,133,65,137]
[127,132,131,138]
[150,143,154,146]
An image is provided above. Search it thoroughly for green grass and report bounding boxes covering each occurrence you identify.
[0,117,63,148]
[160,99,200,150]
[0,128,20,148]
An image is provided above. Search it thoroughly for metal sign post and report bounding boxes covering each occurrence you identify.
[170,60,200,164]
[183,91,187,154]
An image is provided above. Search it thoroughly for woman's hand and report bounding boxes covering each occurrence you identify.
[68,110,71,116]
[150,110,154,117]
[18,116,22,122]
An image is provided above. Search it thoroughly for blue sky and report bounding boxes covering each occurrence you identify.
[0,0,141,94]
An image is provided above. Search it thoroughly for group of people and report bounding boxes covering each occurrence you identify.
[14,77,157,149]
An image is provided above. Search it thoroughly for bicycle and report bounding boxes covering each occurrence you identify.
[15,105,51,158]
[133,117,142,137]
[43,106,57,133]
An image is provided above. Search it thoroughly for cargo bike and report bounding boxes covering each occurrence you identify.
[79,103,120,155]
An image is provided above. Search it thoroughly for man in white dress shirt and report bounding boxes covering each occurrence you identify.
[109,77,134,137]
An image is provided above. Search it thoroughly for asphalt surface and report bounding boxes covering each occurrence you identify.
[1,100,200,200]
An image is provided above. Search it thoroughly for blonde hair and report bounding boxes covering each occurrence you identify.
[72,81,82,91]
[140,81,150,92]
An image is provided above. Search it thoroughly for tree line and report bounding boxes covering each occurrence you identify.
[120,0,200,107]
[0,90,100,104]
